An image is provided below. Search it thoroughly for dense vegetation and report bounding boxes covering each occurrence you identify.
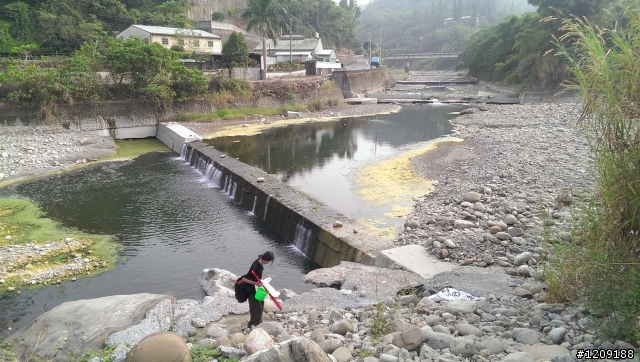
[458,0,624,89]
[0,0,193,53]
[0,0,360,55]
[0,38,209,113]
[0,0,359,107]
[545,2,640,343]
[283,0,360,50]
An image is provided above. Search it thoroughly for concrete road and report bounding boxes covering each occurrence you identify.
[340,54,371,71]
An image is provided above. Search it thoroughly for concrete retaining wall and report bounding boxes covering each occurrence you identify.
[157,123,202,153]
[332,68,388,97]
[177,141,381,268]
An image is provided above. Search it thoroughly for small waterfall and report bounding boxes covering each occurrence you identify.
[196,158,208,174]
[238,188,244,204]
[250,195,257,216]
[229,182,237,198]
[180,144,187,159]
[186,147,193,163]
[292,222,313,257]
[210,169,222,188]
[205,163,215,179]
[220,174,227,191]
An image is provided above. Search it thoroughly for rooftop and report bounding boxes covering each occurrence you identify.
[317,49,334,55]
[254,35,321,53]
[127,25,221,38]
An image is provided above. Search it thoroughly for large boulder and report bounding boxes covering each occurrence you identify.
[242,337,332,362]
[126,331,189,362]
[425,332,454,350]
[244,328,276,355]
[257,322,285,337]
[521,344,571,360]
[198,268,238,297]
[391,327,426,351]
[7,293,170,362]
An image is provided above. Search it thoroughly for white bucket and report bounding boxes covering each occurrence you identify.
[261,277,280,297]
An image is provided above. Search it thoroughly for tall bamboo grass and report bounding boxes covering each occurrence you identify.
[544,6,640,344]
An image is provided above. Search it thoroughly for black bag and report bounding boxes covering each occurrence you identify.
[234,276,250,303]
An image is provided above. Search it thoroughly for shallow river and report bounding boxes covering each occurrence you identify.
[0,152,316,336]
[206,103,467,233]
[0,103,466,336]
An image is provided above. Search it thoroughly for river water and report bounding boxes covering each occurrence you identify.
[0,152,316,336]
[205,103,467,233]
[0,103,466,336]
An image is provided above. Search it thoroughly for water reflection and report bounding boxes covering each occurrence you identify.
[0,152,316,336]
[205,104,466,228]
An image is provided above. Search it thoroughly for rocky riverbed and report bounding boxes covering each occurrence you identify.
[3,100,638,362]
[0,127,118,183]
[399,102,594,282]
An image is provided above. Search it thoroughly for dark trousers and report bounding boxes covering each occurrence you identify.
[247,293,264,328]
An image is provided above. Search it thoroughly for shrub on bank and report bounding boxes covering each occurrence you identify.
[545,6,640,344]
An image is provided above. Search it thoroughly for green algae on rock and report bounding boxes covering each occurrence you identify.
[0,198,119,294]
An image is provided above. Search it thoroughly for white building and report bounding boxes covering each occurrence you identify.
[116,25,222,55]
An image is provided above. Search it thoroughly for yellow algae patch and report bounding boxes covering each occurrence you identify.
[385,204,414,218]
[355,218,398,239]
[203,106,401,139]
[103,139,169,161]
[355,137,465,206]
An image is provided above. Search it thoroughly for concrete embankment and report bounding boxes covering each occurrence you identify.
[332,68,388,97]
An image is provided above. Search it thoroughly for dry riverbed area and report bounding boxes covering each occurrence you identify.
[2,99,639,362]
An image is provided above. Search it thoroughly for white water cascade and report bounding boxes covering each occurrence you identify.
[181,145,226,189]
[250,195,258,215]
[210,169,222,188]
[292,222,313,257]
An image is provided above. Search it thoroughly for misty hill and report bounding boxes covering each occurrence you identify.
[357,0,535,53]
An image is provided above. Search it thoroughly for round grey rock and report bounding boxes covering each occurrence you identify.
[463,192,482,202]
[549,327,568,344]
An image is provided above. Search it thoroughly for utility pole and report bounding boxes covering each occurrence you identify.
[368,32,371,68]
[290,18,293,76]
[379,27,382,66]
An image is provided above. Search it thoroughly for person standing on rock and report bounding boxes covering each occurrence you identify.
[242,251,274,330]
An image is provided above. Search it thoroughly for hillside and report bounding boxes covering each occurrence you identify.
[0,0,360,54]
[357,0,535,54]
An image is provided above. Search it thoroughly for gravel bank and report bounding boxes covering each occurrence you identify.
[0,127,117,183]
[399,103,593,282]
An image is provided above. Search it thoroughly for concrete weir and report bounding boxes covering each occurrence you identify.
[155,122,394,267]
[183,141,397,267]
[155,122,460,276]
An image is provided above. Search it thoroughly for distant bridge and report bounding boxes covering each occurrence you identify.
[381,50,461,72]
[383,52,459,60]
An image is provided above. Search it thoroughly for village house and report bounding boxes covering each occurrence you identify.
[116,25,223,55]
[253,34,342,74]
[253,34,323,67]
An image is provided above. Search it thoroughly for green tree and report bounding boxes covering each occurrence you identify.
[103,39,175,94]
[528,0,609,19]
[222,31,249,70]
[10,43,38,60]
[2,2,34,42]
[211,11,225,21]
[169,62,207,101]
[242,0,286,79]
[0,23,17,52]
